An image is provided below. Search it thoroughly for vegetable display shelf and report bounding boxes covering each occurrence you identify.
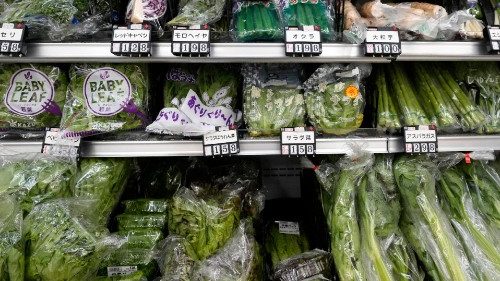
[1,135,499,157]
[0,41,496,63]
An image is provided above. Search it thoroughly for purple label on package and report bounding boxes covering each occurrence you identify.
[83,68,132,116]
[179,90,237,127]
[155,108,190,125]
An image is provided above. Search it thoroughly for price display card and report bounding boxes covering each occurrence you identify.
[203,128,239,156]
[0,23,27,56]
[111,24,152,57]
[280,127,316,156]
[403,125,438,154]
[486,26,500,53]
[364,27,401,57]
[172,25,210,56]
[285,25,322,56]
[41,128,82,159]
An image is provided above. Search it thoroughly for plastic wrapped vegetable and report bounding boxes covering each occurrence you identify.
[117,214,167,231]
[98,246,157,280]
[0,64,68,133]
[304,64,371,135]
[24,198,119,281]
[126,0,168,36]
[123,199,168,214]
[0,152,75,214]
[394,155,477,281]
[375,66,401,132]
[242,64,305,137]
[73,158,131,225]
[0,195,24,281]
[146,65,240,136]
[232,1,283,42]
[272,249,331,281]
[0,0,111,41]
[264,221,310,271]
[277,0,334,40]
[155,235,196,281]
[168,0,226,26]
[60,64,149,137]
[117,229,164,250]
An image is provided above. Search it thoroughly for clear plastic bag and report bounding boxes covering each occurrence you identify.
[0,152,76,214]
[0,0,111,41]
[117,213,167,231]
[60,64,149,137]
[24,198,123,281]
[0,195,24,281]
[374,66,401,132]
[167,0,226,26]
[303,63,371,135]
[272,249,331,281]
[117,229,164,250]
[73,158,131,225]
[265,221,310,272]
[231,1,283,42]
[155,235,196,281]
[0,64,68,133]
[242,64,305,137]
[126,0,168,36]
[146,65,240,136]
[123,199,168,214]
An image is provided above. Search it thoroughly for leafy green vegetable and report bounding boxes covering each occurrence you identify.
[73,158,131,225]
[0,64,68,131]
[0,153,75,214]
[123,199,168,214]
[117,229,163,250]
[117,214,167,231]
[0,195,24,281]
[156,235,196,281]
[60,64,148,136]
[168,0,226,26]
[264,221,310,270]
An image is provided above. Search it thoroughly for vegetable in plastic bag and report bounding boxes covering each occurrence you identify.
[0,152,75,214]
[0,64,68,132]
[60,64,149,137]
[0,195,24,281]
[117,229,163,250]
[168,0,226,26]
[272,249,331,281]
[117,214,167,231]
[232,1,283,42]
[74,158,131,225]
[304,64,371,135]
[126,0,168,36]
[24,198,120,281]
[264,221,310,271]
[242,64,305,137]
[123,199,168,214]
[155,235,196,281]
[375,66,401,132]
[277,0,334,40]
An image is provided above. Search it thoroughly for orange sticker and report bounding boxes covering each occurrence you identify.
[345,85,359,98]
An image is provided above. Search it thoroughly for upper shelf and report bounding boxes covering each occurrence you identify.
[0,41,497,63]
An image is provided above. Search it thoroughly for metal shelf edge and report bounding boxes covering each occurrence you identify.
[387,135,500,153]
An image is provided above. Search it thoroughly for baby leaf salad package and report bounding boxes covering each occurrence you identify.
[232,0,283,42]
[0,0,111,41]
[146,65,240,136]
[304,63,371,135]
[0,64,68,135]
[61,64,149,137]
[126,0,168,36]
[242,64,305,137]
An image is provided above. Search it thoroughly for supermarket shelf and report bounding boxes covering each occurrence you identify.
[387,135,500,153]
[1,135,499,157]
[0,41,496,63]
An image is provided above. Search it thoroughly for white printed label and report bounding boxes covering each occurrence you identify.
[488,27,500,41]
[203,129,238,145]
[84,68,132,116]
[113,29,151,42]
[107,266,138,277]
[285,30,321,43]
[404,126,437,143]
[172,29,210,42]
[44,130,81,147]
[278,221,300,235]
[4,68,54,116]
[0,28,23,41]
[281,131,315,145]
[365,30,400,43]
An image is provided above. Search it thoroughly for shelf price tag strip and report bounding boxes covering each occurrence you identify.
[111,24,152,57]
[403,125,438,153]
[486,25,500,53]
[364,27,401,58]
[280,127,316,156]
[0,23,27,56]
[285,26,322,57]
[203,128,239,156]
[41,128,82,160]
[172,25,210,56]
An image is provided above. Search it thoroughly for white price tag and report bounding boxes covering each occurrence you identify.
[403,125,438,154]
[203,129,238,145]
[0,28,23,42]
[41,128,81,159]
[285,29,321,43]
[172,29,210,42]
[203,128,239,156]
[404,126,437,143]
[277,221,300,235]
[281,131,315,145]
[365,30,400,43]
[488,26,500,41]
[44,130,81,147]
[112,29,151,42]
[107,266,138,277]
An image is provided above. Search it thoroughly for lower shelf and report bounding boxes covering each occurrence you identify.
[1,135,498,157]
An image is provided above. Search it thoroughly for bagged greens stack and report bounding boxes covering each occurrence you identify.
[60,64,149,137]
[24,198,120,281]
[304,63,371,135]
[232,1,283,42]
[315,152,422,281]
[0,64,68,134]
[0,0,111,41]
[0,195,24,281]
[0,152,76,214]
[146,65,240,136]
[277,0,334,40]
[73,158,131,225]
[242,64,305,137]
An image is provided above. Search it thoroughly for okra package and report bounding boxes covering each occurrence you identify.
[126,0,168,37]
[232,0,283,42]
[242,64,305,137]
[0,64,67,133]
[60,64,149,137]
[146,65,240,136]
[277,0,334,40]
[304,63,371,135]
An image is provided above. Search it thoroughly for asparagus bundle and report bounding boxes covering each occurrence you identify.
[376,67,401,131]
